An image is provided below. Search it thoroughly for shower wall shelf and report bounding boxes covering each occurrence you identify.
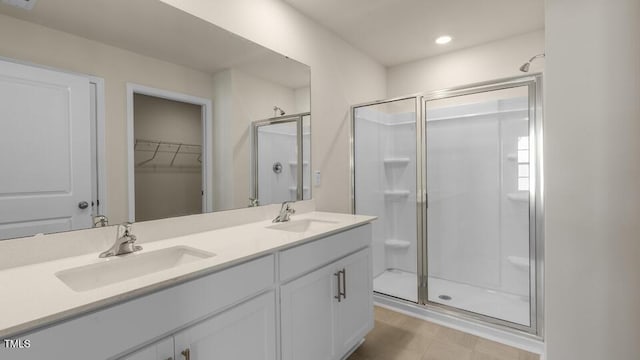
[383,190,411,199]
[507,192,529,202]
[384,239,411,249]
[506,153,518,161]
[288,161,309,167]
[134,139,202,169]
[383,158,411,166]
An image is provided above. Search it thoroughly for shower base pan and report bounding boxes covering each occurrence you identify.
[374,270,530,326]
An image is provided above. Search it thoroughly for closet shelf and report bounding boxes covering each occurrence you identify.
[134,139,201,169]
[383,157,411,166]
[507,192,529,202]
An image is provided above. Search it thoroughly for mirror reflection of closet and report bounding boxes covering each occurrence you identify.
[133,94,205,222]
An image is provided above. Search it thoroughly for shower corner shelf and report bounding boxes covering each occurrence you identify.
[383,190,410,199]
[288,186,310,191]
[288,161,309,167]
[507,192,529,202]
[384,239,411,249]
[506,153,518,161]
[383,157,411,166]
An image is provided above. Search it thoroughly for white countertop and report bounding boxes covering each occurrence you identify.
[0,211,375,338]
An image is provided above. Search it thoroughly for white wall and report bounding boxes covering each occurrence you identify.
[387,31,545,97]
[544,0,640,359]
[159,0,387,213]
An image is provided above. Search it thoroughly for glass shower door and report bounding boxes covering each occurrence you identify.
[353,97,419,302]
[424,85,537,329]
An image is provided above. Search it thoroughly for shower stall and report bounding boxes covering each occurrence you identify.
[351,75,543,334]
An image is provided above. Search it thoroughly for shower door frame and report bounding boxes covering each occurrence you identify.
[350,74,544,337]
[251,112,311,204]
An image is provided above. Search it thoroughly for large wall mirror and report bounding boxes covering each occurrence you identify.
[0,0,311,241]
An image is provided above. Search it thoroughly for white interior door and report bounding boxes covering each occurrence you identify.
[0,60,92,240]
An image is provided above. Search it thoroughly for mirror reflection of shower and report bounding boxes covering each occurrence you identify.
[273,106,286,117]
[252,113,311,207]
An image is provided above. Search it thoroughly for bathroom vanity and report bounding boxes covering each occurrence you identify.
[0,209,375,360]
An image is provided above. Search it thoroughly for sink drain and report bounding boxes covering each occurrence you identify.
[438,294,452,301]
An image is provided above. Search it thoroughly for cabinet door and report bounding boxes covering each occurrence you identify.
[334,248,373,356]
[119,338,174,360]
[173,291,276,360]
[280,262,339,360]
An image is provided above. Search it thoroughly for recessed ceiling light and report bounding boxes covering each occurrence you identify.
[435,35,452,45]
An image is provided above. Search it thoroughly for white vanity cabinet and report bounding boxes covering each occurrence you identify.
[280,226,373,360]
[122,291,276,360]
[172,291,276,360]
[5,222,373,360]
[120,338,174,360]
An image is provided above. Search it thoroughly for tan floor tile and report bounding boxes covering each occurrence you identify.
[397,315,440,338]
[422,339,472,360]
[373,344,424,360]
[434,326,479,350]
[349,307,533,360]
[474,338,521,360]
[375,306,406,326]
[518,351,539,360]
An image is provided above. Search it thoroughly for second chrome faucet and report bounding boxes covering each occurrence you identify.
[273,201,295,223]
[99,222,142,258]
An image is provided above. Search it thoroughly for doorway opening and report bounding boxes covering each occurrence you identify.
[126,84,213,222]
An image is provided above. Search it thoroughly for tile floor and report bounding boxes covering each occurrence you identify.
[347,306,539,360]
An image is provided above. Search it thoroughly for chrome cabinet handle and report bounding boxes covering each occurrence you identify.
[341,268,347,300]
[334,271,342,302]
[181,349,190,360]
[334,269,346,301]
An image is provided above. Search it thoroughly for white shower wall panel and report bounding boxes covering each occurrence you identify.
[426,97,530,297]
[354,108,387,278]
[426,114,502,290]
[257,131,297,205]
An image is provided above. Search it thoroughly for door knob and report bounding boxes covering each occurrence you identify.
[78,201,89,209]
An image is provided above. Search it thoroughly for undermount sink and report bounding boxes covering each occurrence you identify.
[56,246,215,292]
[267,219,338,233]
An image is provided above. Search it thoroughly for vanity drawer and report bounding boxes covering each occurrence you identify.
[279,224,371,282]
[12,254,275,360]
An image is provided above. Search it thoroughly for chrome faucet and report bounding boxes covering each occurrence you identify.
[99,222,142,258]
[273,201,295,223]
[93,215,109,228]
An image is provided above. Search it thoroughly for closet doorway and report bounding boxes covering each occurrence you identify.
[126,84,213,222]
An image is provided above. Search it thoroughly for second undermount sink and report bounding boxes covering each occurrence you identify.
[56,246,215,292]
[267,218,338,233]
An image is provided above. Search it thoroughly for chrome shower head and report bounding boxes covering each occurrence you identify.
[273,106,285,116]
[519,53,545,73]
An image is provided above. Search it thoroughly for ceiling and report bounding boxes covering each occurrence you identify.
[282,0,544,66]
[0,0,310,88]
